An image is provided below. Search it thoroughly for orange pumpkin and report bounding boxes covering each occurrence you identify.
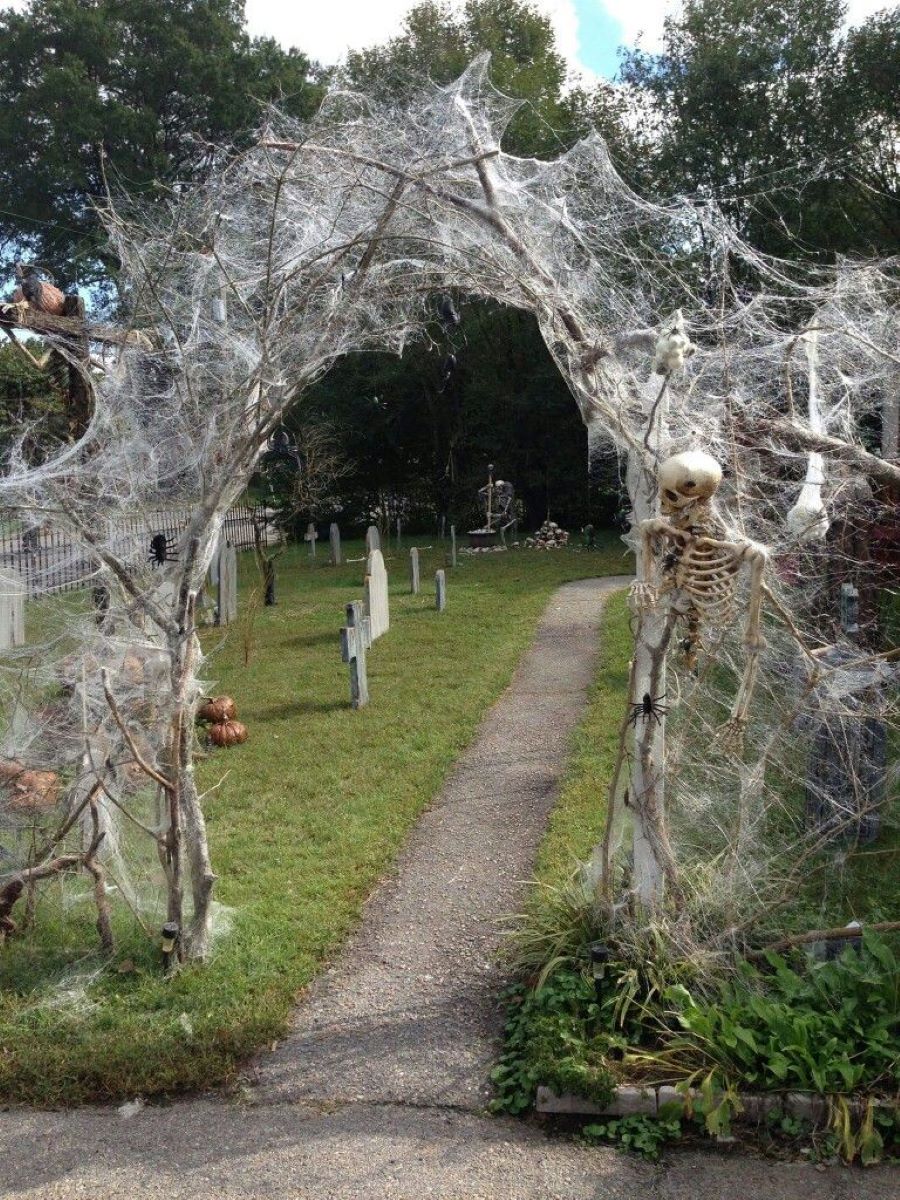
[208,719,247,748]
[197,695,237,723]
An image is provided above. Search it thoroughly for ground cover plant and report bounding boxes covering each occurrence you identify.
[494,591,899,1161]
[0,537,629,1104]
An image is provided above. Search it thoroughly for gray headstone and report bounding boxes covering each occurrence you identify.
[347,600,372,649]
[409,547,420,594]
[216,539,238,626]
[840,582,859,636]
[435,568,447,612]
[329,522,342,566]
[340,601,369,708]
[364,549,389,640]
[0,569,25,649]
[305,522,318,559]
[365,525,381,554]
[450,525,457,568]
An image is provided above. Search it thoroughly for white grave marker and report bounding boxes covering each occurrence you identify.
[0,569,25,649]
[305,523,319,559]
[364,549,390,640]
[329,522,342,565]
[216,540,238,625]
[435,569,447,612]
[409,546,420,594]
[365,525,381,553]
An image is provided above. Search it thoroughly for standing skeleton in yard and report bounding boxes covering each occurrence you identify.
[631,450,769,746]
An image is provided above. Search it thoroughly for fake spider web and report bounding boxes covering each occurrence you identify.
[0,56,896,968]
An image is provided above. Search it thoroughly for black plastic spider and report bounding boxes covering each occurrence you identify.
[148,532,178,568]
[261,427,301,471]
[627,692,668,727]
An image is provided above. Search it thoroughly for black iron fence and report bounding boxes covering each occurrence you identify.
[0,504,274,598]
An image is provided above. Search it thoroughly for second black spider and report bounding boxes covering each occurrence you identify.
[627,692,668,727]
[148,532,178,568]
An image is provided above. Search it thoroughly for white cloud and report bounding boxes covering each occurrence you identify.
[590,1,676,52]
[246,0,586,72]
[592,0,889,52]
[244,0,408,63]
[846,0,896,22]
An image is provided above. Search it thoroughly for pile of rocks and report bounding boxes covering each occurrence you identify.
[525,521,570,550]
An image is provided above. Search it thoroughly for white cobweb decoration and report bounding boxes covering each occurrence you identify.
[0,56,895,966]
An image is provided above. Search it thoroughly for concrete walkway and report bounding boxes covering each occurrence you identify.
[251,575,631,1111]
[0,579,892,1198]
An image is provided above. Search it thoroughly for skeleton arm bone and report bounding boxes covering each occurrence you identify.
[715,541,769,749]
[630,518,687,610]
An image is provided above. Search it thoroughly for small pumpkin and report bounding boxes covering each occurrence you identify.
[197,695,237,723]
[208,719,247,748]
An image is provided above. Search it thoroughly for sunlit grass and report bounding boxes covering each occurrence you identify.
[0,534,631,1104]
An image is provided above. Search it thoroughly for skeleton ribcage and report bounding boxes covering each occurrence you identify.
[672,538,741,626]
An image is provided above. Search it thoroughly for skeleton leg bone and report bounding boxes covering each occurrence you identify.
[715,544,769,751]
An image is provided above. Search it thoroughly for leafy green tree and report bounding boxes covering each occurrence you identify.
[308,1,635,532]
[619,0,899,259]
[345,0,634,162]
[0,340,68,451]
[835,8,900,250]
[0,0,322,288]
[305,301,605,532]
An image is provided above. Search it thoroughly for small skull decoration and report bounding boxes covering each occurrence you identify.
[651,310,696,375]
[630,449,770,750]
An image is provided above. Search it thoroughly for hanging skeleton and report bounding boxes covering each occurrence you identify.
[631,450,769,745]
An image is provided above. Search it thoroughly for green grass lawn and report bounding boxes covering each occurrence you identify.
[533,590,633,887]
[0,534,632,1105]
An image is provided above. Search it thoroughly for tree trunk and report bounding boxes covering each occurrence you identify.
[624,439,682,908]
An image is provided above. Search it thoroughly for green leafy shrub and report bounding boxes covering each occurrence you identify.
[491,934,899,1161]
[651,934,898,1096]
[581,1113,682,1159]
[490,970,615,1114]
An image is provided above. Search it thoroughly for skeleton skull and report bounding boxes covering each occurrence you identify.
[657,450,722,515]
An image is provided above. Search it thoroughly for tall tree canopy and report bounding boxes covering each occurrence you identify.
[307,0,637,530]
[620,0,900,258]
[345,0,635,161]
[0,0,322,288]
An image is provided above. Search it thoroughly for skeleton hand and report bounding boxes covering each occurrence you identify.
[629,580,659,612]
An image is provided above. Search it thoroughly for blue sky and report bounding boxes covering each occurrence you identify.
[574,1,630,78]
